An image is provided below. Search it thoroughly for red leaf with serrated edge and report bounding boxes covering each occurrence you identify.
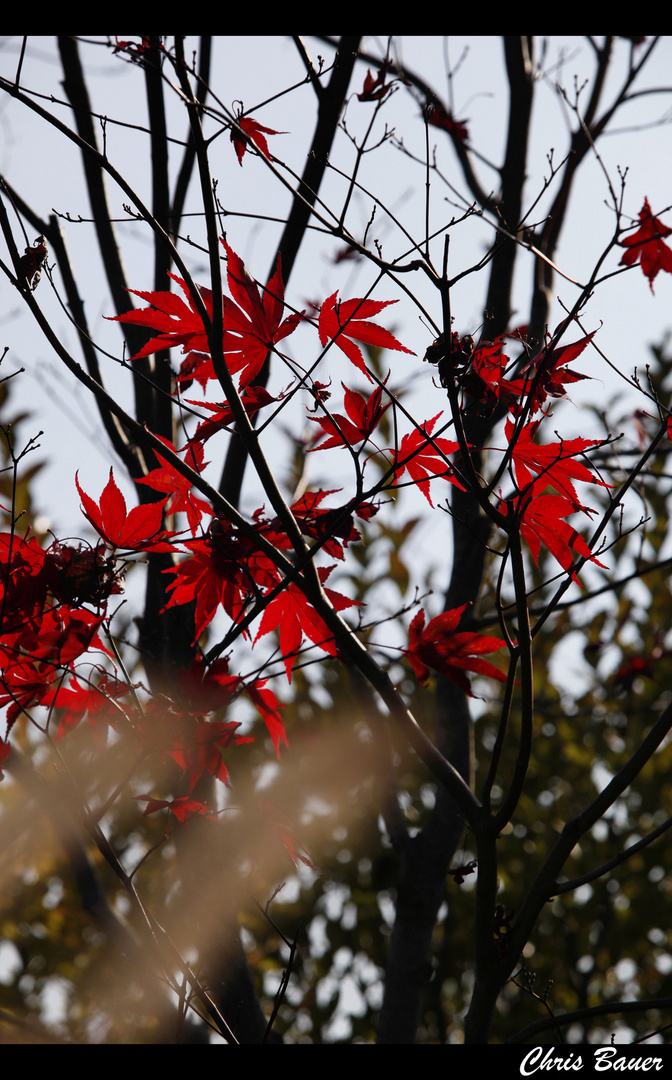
[177,655,242,715]
[135,436,213,536]
[165,718,253,792]
[502,332,595,417]
[620,197,672,292]
[185,385,282,448]
[254,566,360,682]
[502,494,608,583]
[403,604,507,695]
[392,413,463,506]
[220,241,304,388]
[162,520,280,643]
[308,379,390,451]
[425,100,469,142]
[106,274,210,364]
[43,673,131,742]
[231,115,285,165]
[106,245,302,392]
[318,292,414,381]
[76,468,179,552]
[135,795,219,824]
[245,679,288,758]
[505,419,611,509]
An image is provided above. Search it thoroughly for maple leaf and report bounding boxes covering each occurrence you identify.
[162,519,280,643]
[503,494,607,582]
[425,100,469,142]
[135,436,213,536]
[356,62,406,103]
[318,292,414,381]
[244,679,288,758]
[43,673,131,742]
[231,115,285,165]
[106,273,211,365]
[619,197,672,292]
[107,244,302,391]
[177,655,242,716]
[220,241,304,388]
[509,332,595,416]
[505,419,610,509]
[254,565,360,682]
[402,604,507,696]
[136,794,219,824]
[0,658,58,732]
[258,489,363,563]
[307,380,390,451]
[185,385,282,448]
[165,717,253,791]
[0,529,51,631]
[392,413,463,507]
[76,468,179,553]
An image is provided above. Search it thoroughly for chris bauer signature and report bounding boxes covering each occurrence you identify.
[520,1047,664,1074]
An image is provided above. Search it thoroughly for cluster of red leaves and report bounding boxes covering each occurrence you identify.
[0,457,295,830]
[421,321,610,581]
[106,241,303,393]
[619,197,672,293]
[0,527,120,738]
[457,332,594,419]
[1,200,632,829]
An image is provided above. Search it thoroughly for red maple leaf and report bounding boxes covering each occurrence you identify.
[219,242,304,388]
[356,62,409,103]
[509,332,595,416]
[165,717,253,791]
[43,673,132,742]
[254,565,360,682]
[136,794,219,824]
[244,679,288,758]
[185,385,282,447]
[425,100,469,142]
[162,519,280,643]
[619,197,672,292]
[231,115,285,166]
[392,413,463,506]
[107,244,302,391]
[76,468,179,553]
[402,604,507,696]
[503,494,607,582]
[176,655,242,716]
[308,379,390,451]
[106,273,210,365]
[318,292,414,381]
[260,492,378,564]
[505,419,610,509]
[135,436,213,536]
